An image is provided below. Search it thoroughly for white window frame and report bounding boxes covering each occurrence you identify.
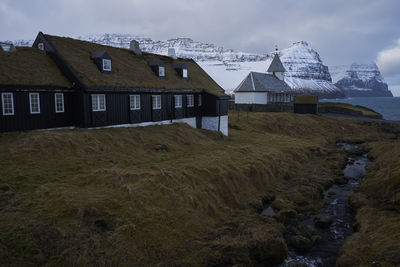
[92,94,106,112]
[29,93,40,114]
[198,95,202,106]
[38,43,44,51]
[130,95,141,110]
[158,66,165,77]
[152,95,161,110]
[54,93,64,113]
[174,95,182,108]
[182,68,188,78]
[186,94,194,107]
[102,59,112,72]
[1,93,14,116]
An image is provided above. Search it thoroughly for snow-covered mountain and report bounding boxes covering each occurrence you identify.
[330,63,393,97]
[10,34,343,98]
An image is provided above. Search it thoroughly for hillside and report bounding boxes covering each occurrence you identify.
[0,113,399,266]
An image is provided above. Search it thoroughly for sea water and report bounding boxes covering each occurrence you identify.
[320,97,400,121]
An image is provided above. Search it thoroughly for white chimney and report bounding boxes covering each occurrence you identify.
[130,40,142,55]
[168,48,177,59]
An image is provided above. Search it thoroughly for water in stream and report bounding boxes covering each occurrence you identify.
[277,143,370,267]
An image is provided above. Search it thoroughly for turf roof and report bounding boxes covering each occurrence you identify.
[45,35,226,96]
[0,47,71,88]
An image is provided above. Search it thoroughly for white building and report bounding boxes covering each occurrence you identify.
[234,53,294,104]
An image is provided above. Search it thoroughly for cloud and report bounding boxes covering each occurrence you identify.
[377,39,400,76]
[0,0,400,69]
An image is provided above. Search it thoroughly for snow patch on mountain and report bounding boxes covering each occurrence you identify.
[330,63,393,97]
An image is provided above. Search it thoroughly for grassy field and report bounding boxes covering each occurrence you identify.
[319,102,383,119]
[0,112,398,266]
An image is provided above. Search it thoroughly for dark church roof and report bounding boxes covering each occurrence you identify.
[234,72,292,92]
[267,53,286,73]
[0,47,71,88]
[44,34,226,96]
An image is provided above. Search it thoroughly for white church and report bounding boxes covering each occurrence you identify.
[234,52,294,104]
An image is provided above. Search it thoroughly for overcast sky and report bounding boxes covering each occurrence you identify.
[1,0,399,94]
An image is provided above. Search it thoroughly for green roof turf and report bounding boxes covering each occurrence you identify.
[45,35,226,96]
[0,47,71,88]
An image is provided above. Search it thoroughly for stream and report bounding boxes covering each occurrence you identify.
[270,143,370,267]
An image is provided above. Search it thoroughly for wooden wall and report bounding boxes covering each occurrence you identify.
[84,92,208,128]
[0,91,74,132]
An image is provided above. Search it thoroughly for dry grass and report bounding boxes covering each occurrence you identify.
[338,138,400,267]
[46,35,225,96]
[0,112,395,266]
[0,47,71,87]
[319,102,382,118]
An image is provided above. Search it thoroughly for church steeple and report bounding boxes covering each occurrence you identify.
[267,46,286,81]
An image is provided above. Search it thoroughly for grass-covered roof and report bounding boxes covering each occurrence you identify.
[45,35,226,96]
[0,47,71,88]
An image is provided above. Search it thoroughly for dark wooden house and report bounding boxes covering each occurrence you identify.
[0,47,73,132]
[293,96,318,114]
[1,32,229,135]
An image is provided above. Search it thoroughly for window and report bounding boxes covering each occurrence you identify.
[38,43,44,51]
[186,94,194,107]
[152,95,161,110]
[159,66,165,77]
[92,94,106,111]
[182,68,188,78]
[55,93,64,113]
[198,95,202,106]
[102,59,112,71]
[29,93,40,114]
[1,93,14,115]
[130,95,140,110]
[174,95,182,108]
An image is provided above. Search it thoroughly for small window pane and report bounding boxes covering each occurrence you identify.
[38,43,44,50]
[187,95,194,107]
[174,95,182,108]
[55,93,64,113]
[29,93,40,114]
[92,94,106,111]
[1,93,14,115]
[198,95,202,106]
[152,95,161,110]
[183,68,188,78]
[159,66,165,77]
[102,59,112,71]
[130,95,140,110]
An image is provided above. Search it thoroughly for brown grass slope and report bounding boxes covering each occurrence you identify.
[319,102,383,119]
[0,112,395,266]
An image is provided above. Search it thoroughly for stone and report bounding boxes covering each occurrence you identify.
[289,235,313,252]
[314,215,333,228]
[328,191,336,195]
[261,206,277,217]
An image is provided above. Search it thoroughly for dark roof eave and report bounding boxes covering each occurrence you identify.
[85,86,203,94]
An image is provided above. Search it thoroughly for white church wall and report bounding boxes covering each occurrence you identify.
[235,92,268,104]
